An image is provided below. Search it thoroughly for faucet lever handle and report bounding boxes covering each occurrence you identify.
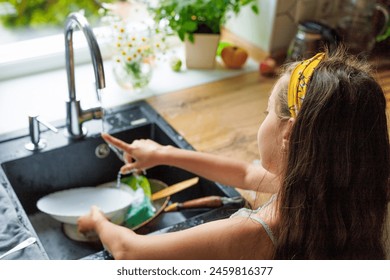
[25,115,58,151]
[36,116,58,133]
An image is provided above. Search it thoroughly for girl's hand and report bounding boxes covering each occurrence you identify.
[101,133,169,174]
[77,205,107,234]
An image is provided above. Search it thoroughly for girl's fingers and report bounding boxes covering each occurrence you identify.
[120,163,139,175]
[101,133,131,151]
[123,153,133,164]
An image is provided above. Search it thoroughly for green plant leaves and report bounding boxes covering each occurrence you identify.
[0,0,113,27]
[182,20,198,32]
[150,0,258,42]
[0,0,112,27]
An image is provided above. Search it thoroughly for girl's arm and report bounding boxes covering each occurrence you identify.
[102,133,279,193]
[78,206,273,260]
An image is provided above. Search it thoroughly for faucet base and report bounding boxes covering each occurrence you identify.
[25,139,47,151]
[64,126,88,140]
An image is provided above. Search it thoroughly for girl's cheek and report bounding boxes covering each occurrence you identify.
[257,120,268,155]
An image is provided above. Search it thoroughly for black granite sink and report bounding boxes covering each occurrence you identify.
[0,101,243,260]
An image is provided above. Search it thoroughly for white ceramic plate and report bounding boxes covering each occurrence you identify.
[37,187,134,225]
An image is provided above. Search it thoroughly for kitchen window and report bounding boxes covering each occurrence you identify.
[0,0,117,80]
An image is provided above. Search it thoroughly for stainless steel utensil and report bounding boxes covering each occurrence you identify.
[0,237,37,259]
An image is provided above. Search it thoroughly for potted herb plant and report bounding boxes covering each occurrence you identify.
[150,0,258,69]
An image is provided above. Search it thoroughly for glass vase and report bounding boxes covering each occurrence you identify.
[110,14,155,91]
[113,57,153,91]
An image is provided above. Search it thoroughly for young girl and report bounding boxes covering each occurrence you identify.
[78,48,389,259]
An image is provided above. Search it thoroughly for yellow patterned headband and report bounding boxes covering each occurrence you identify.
[287,52,325,118]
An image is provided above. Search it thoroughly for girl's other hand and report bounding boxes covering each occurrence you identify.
[77,205,107,234]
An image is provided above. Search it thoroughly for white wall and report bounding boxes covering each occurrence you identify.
[225,0,277,52]
[225,0,340,54]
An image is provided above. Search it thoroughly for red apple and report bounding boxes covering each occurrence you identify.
[221,46,248,69]
[259,57,276,76]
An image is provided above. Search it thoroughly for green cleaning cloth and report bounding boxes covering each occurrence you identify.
[120,175,152,198]
[120,175,156,228]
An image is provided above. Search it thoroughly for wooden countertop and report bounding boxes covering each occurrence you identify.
[147,56,390,207]
[148,71,271,161]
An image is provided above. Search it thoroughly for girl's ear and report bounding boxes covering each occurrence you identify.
[282,118,295,149]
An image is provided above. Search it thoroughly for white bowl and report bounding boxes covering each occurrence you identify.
[37,187,134,225]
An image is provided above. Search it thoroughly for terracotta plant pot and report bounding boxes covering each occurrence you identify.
[184,33,220,69]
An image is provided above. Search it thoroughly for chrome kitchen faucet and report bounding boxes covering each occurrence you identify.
[64,12,105,139]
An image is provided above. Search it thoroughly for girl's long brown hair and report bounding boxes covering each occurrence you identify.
[275,49,389,259]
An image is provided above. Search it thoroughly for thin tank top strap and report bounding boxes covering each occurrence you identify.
[230,194,277,245]
[247,215,276,245]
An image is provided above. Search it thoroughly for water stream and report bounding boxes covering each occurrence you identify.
[116,171,122,188]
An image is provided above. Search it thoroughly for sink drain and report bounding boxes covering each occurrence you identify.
[95,143,110,159]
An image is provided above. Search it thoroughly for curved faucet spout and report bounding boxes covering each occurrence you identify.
[64,12,106,139]
[65,12,105,101]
